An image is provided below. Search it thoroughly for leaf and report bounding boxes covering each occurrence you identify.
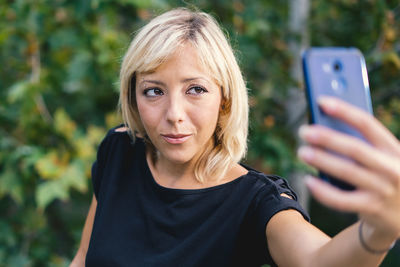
[7,253,31,267]
[7,81,31,103]
[118,0,156,9]
[35,160,87,209]
[36,180,69,209]
[68,50,92,79]
[87,125,106,145]
[49,28,80,50]
[383,52,400,70]
[105,112,122,130]
[21,147,42,174]
[34,151,65,180]
[73,137,95,160]
[23,207,46,232]
[54,109,77,139]
[0,220,17,248]
[60,160,87,193]
[64,50,92,93]
[0,168,23,204]
[49,255,69,267]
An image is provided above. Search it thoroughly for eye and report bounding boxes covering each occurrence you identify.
[186,86,208,95]
[144,88,164,97]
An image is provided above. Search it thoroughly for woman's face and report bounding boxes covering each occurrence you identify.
[135,44,222,166]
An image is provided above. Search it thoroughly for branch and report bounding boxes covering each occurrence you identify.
[29,36,52,123]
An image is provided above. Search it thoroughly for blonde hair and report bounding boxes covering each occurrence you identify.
[119,7,248,183]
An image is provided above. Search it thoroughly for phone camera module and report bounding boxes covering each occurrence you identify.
[333,61,342,72]
[331,77,347,94]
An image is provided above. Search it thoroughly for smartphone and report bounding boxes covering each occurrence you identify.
[302,47,373,190]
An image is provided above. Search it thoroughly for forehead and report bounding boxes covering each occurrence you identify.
[137,44,217,84]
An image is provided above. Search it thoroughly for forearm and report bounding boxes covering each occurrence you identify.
[310,221,394,267]
[297,98,400,266]
[70,195,97,267]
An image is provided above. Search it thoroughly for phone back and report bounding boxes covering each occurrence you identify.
[302,47,373,190]
[302,47,373,140]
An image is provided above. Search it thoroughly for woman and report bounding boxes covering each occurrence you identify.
[71,8,399,267]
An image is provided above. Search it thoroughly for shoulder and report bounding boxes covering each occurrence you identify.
[103,124,144,142]
[241,168,311,224]
[114,125,129,133]
[104,124,129,138]
[101,124,131,144]
[96,124,142,158]
[242,167,299,201]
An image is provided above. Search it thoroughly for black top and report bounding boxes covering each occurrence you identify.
[86,127,309,267]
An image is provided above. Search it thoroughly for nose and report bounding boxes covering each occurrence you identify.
[165,93,185,124]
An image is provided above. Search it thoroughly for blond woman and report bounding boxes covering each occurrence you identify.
[71,8,399,267]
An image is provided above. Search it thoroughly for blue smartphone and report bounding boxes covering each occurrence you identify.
[302,47,373,190]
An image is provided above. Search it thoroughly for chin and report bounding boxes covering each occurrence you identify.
[160,150,196,165]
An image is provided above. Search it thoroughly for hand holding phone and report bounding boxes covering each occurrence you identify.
[300,48,400,246]
[302,47,373,190]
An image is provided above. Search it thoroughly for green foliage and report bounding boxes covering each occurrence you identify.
[0,0,399,266]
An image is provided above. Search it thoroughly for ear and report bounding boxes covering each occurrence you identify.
[220,102,225,111]
[219,98,230,115]
[219,86,226,112]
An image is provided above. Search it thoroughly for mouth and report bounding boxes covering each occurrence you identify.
[161,134,192,144]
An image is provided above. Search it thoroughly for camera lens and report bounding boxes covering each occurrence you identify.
[333,61,342,72]
[331,76,347,94]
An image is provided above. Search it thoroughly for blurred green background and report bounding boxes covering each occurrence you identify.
[0,0,399,266]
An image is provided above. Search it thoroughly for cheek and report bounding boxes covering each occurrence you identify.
[136,100,158,132]
[192,100,221,134]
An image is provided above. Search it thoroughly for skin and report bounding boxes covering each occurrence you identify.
[71,47,399,266]
[268,97,399,267]
[299,97,400,240]
[135,44,247,189]
[70,44,247,266]
[70,196,97,267]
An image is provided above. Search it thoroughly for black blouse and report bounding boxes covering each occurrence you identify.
[85,127,309,267]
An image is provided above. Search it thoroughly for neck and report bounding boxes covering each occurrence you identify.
[146,150,201,189]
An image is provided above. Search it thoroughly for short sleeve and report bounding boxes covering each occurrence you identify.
[91,136,107,200]
[253,174,310,237]
[91,161,100,200]
[91,126,125,199]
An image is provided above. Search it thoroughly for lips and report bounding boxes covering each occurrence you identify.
[161,134,192,144]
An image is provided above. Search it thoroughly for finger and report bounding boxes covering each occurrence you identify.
[299,125,400,185]
[305,176,375,213]
[307,176,400,232]
[318,97,400,155]
[298,146,395,197]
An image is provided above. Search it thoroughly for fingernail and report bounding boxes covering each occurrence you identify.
[298,146,314,161]
[305,175,318,188]
[298,125,318,141]
[318,97,337,112]
[298,125,308,139]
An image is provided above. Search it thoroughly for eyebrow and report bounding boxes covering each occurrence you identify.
[139,77,210,86]
[181,77,209,83]
[139,80,166,86]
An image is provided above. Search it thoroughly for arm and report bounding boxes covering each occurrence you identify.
[70,195,97,267]
[268,97,399,267]
[267,210,391,267]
